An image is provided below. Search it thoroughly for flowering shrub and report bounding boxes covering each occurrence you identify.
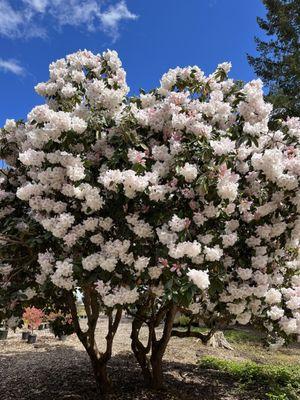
[0,166,67,332]
[0,49,299,391]
[0,171,38,329]
[47,312,74,337]
[22,307,44,332]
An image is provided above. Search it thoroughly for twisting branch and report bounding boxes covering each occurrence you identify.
[154,303,169,327]
[67,291,86,340]
[155,303,177,351]
[104,308,122,362]
[171,328,216,343]
[82,285,100,335]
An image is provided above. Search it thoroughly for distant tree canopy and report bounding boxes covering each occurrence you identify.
[248,0,300,118]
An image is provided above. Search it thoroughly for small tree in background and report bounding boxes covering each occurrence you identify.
[23,307,44,333]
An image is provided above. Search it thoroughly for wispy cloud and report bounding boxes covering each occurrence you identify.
[23,0,48,13]
[0,0,138,40]
[0,1,24,38]
[0,59,26,75]
[100,1,138,40]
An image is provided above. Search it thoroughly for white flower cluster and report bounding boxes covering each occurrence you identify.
[187,269,210,290]
[51,259,77,290]
[99,169,158,198]
[95,280,139,307]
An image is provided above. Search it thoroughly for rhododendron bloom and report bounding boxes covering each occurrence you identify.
[187,269,210,290]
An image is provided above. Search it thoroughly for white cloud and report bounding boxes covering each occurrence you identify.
[49,0,101,28]
[0,59,25,75]
[0,0,138,40]
[0,1,24,38]
[100,1,138,40]
[23,0,49,13]
[0,1,46,38]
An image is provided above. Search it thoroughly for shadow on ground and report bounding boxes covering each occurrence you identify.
[0,344,258,400]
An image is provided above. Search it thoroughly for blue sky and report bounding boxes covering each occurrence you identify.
[0,0,267,126]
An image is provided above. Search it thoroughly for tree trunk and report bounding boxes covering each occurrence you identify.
[134,346,152,385]
[90,356,112,395]
[149,303,177,389]
[150,352,164,390]
[67,291,119,395]
[130,317,152,385]
[131,303,177,390]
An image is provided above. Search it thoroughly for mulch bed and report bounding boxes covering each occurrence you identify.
[0,346,249,400]
[0,321,278,400]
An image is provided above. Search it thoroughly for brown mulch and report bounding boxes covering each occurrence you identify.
[0,318,285,400]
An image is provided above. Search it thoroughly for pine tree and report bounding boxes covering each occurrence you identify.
[248,0,300,118]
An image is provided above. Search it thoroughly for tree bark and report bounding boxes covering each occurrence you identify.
[171,327,215,344]
[131,302,177,390]
[89,351,112,395]
[130,317,152,385]
[149,352,164,390]
[135,350,152,386]
[67,290,122,395]
[171,325,233,349]
[149,304,177,389]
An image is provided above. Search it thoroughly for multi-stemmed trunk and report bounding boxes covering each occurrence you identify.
[131,302,177,390]
[86,347,112,394]
[68,288,122,396]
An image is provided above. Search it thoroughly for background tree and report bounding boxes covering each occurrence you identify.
[248,0,300,118]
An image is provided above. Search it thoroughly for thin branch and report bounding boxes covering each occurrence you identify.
[104,308,122,362]
[171,327,216,344]
[67,291,86,339]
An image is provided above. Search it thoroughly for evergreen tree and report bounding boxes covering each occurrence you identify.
[248,0,300,118]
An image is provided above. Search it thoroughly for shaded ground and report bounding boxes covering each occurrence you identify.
[0,317,299,400]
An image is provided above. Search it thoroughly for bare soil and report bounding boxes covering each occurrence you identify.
[0,317,299,400]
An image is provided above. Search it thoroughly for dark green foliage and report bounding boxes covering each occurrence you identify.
[49,315,75,337]
[248,0,300,118]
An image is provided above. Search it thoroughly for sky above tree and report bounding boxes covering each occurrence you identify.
[0,0,267,125]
